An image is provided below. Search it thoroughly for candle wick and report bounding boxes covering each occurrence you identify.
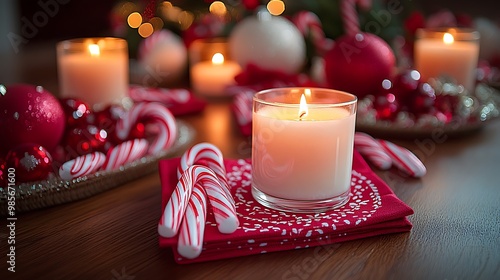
[299,112,306,120]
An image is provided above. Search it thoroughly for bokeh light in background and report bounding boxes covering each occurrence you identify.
[138,22,154,38]
[178,11,195,30]
[267,0,285,16]
[209,1,227,17]
[127,12,142,28]
[149,16,164,31]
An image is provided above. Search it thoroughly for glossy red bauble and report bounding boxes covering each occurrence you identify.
[63,125,110,159]
[324,33,396,99]
[5,144,54,183]
[60,98,92,128]
[0,84,65,154]
[374,93,400,120]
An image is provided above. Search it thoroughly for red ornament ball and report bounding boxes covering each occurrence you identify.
[324,33,396,99]
[5,144,54,183]
[63,125,110,160]
[60,98,92,128]
[0,84,65,154]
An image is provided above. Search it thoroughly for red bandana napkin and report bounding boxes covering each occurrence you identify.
[158,151,413,264]
[129,85,206,116]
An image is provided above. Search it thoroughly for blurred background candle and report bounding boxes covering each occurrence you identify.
[252,88,357,213]
[57,37,128,110]
[190,52,241,97]
[414,28,480,91]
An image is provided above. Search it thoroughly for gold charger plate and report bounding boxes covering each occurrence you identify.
[0,120,195,215]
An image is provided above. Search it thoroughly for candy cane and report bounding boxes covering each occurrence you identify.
[293,11,334,55]
[378,140,427,178]
[232,90,254,127]
[116,102,177,154]
[177,183,207,259]
[158,165,221,237]
[354,132,392,170]
[129,85,190,104]
[178,143,238,233]
[101,138,149,171]
[203,179,239,234]
[178,143,231,196]
[341,0,360,36]
[59,151,106,180]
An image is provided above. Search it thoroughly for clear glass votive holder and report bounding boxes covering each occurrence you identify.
[414,28,480,91]
[57,37,129,111]
[251,87,357,213]
[188,37,241,97]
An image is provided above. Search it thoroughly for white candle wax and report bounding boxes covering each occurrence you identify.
[252,104,356,200]
[414,30,479,91]
[57,38,128,110]
[190,53,241,97]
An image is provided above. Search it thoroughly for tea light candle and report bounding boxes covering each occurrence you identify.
[57,37,128,110]
[190,53,241,97]
[414,28,480,91]
[252,88,357,212]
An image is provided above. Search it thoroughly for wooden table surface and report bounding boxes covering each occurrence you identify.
[1,43,500,280]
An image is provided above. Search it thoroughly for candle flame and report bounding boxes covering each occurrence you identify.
[88,44,100,56]
[443,33,454,44]
[299,94,308,120]
[212,53,224,65]
[304,88,311,98]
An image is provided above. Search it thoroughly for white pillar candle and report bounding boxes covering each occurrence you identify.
[252,88,357,213]
[414,28,480,91]
[57,37,128,110]
[190,53,241,97]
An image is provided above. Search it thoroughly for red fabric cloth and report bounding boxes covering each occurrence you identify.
[158,151,413,264]
[128,85,206,116]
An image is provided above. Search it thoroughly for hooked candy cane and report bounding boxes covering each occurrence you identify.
[378,140,427,178]
[158,165,221,237]
[59,152,106,180]
[116,102,177,155]
[354,132,392,170]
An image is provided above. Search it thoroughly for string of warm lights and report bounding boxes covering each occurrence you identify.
[120,0,286,38]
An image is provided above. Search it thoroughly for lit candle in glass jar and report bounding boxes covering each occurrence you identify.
[190,53,241,97]
[57,37,129,110]
[252,87,357,213]
[414,28,480,91]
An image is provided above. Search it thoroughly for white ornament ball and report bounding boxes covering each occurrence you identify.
[138,30,187,85]
[229,12,306,74]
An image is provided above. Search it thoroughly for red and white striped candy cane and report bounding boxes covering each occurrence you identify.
[202,178,239,234]
[232,90,254,127]
[178,143,231,196]
[354,132,392,170]
[101,138,149,171]
[293,11,334,55]
[158,165,221,237]
[341,0,361,36]
[378,140,427,178]
[116,102,177,155]
[129,85,190,104]
[59,152,106,180]
[178,143,239,233]
[177,183,207,259]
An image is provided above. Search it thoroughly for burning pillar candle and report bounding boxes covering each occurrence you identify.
[252,88,357,213]
[414,28,480,91]
[57,37,129,110]
[190,53,241,97]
